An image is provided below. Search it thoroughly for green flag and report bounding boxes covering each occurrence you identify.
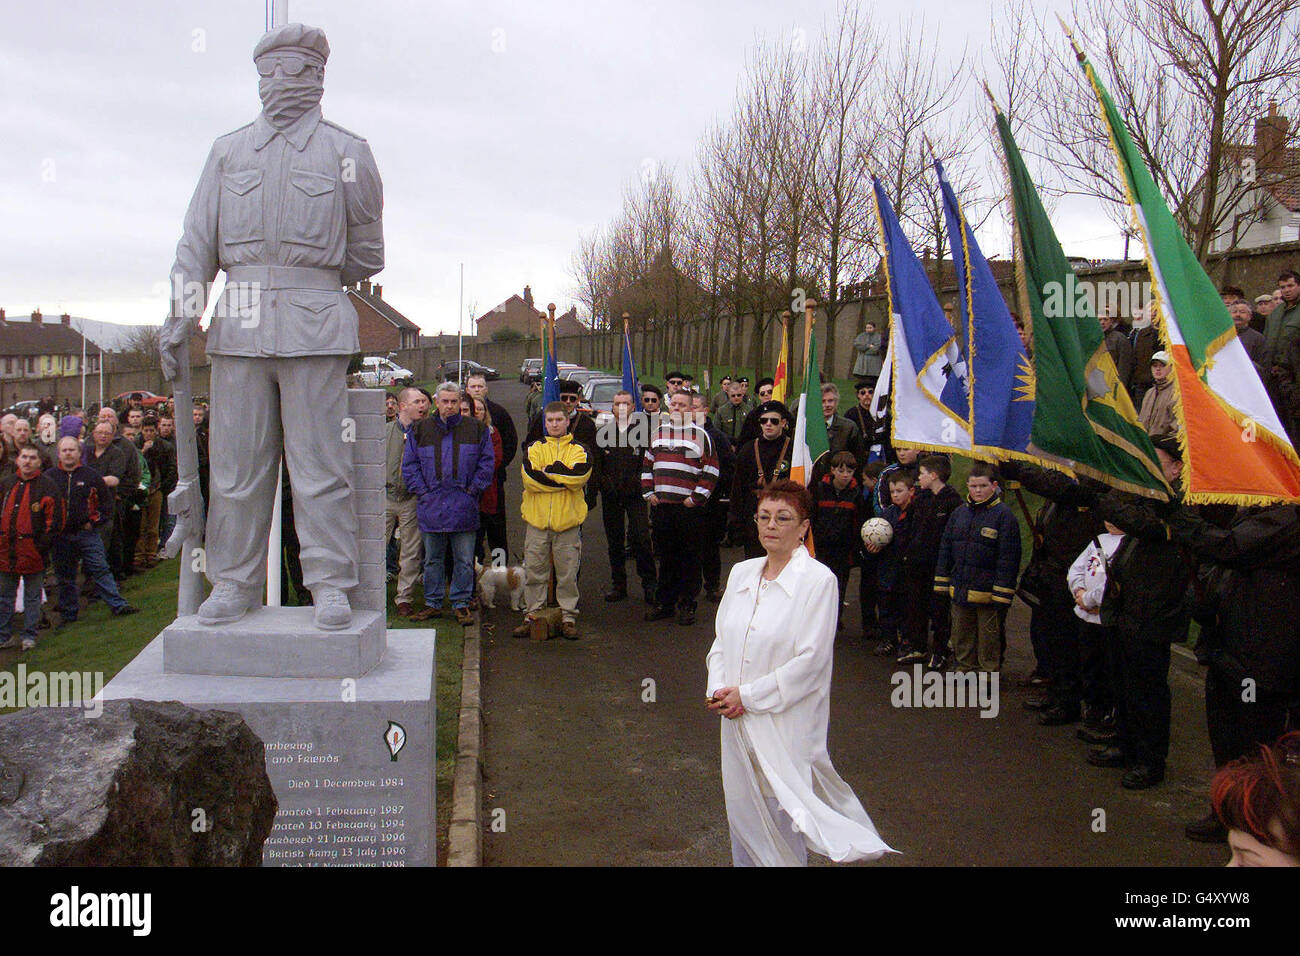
[791,320,830,487]
[993,104,1169,498]
[1074,38,1300,504]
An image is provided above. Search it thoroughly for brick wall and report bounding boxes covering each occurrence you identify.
[354,299,401,354]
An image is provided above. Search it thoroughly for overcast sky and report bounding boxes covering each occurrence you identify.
[1,0,1112,335]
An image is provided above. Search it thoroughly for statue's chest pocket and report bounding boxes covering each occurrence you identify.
[220,169,264,245]
[283,168,338,249]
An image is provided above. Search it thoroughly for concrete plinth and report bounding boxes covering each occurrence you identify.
[162,607,385,678]
[103,628,436,868]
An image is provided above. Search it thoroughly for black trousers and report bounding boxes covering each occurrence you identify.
[817,551,852,626]
[651,502,703,610]
[1034,590,1081,707]
[1204,665,1293,767]
[700,499,728,592]
[900,573,932,655]
[279,494,308,606]
[857,552,880,636]
[1078,620,1115,718]
[878,588,902,646]
[602,491,656,596]
[107,502,128,578]
[1114,628,1172,771]
[741,521,764,560]
[476,507,508,565]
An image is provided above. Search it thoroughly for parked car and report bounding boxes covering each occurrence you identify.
[356,356,414,388]
[2,400,43,422]
[438,359,500,383]
[524,361,579,385]
[113,390,169,409]
[578,376,625,415]
[560,368,604,388]
[520,358,542,383]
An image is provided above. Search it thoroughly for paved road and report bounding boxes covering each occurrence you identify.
[477,379,1224,866]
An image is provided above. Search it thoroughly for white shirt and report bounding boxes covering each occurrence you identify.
[1067,532,1124,624]
[707,546,895,865]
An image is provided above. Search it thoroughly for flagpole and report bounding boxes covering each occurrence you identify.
[802,300,815,396]
[457,262,463,385]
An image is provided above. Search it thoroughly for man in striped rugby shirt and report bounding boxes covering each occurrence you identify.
[641,390,719,626]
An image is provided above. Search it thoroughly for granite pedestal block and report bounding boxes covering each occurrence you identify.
[162,607,385,678]
[103,628,436,867]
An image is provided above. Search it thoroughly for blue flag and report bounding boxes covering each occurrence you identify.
[872,177,971,454]
[542,314,560,406]
[936,160,1034,459]
[621,325,642,411]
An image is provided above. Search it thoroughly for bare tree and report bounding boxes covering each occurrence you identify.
[865,18,974,274]
[1012,0,1300,262]
[807,4,882,375]
[119,324,163,371]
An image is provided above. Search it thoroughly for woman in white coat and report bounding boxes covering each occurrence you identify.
[707,479,895,866]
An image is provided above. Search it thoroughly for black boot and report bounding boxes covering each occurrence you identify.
[1086,746,1127,768]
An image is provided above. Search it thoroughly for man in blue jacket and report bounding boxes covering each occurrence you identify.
[935,461,1021,673]
[402,382,495,625]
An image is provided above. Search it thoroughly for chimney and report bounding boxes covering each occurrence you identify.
[523,284,534,308]
[373,284,382,299]
[1256,101,1289,176]
[31,309,42,326]
[0,308,5,326]
[61,312,71,327]
[361,279,372,295]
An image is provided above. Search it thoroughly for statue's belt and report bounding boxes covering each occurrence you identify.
[224,265,341,291]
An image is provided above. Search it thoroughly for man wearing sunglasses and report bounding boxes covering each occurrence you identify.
[728,401,793,558]
[160,23,384,630]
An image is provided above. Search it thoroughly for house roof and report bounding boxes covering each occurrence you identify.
[347,287,420,332]
[1224,143,1300,212]
[0,318,102,357]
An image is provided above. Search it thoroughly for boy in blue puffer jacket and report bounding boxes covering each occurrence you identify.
[935,461,1021,673]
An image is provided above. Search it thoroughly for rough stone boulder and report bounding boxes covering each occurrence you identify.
[0,699,277,866]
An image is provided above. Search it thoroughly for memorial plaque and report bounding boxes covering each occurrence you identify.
[102,629,435,867]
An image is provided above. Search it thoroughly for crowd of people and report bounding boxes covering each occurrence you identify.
[0,391,193,650]
[463,323,1297,854]
[4,326,1292,862]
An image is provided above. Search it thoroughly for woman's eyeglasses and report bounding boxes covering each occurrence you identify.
[754,513,798,527]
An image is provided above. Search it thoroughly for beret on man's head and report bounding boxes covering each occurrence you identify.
[558,379,582,395]
[254,22,330,64]
[755,400,793,425]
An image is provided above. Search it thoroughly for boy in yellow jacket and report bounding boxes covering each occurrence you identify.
[516,402,592,639]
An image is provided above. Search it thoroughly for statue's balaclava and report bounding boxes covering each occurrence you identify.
[259,60,324,128]
[252,23,330,129]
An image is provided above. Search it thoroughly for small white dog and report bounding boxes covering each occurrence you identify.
[476,561,526,611]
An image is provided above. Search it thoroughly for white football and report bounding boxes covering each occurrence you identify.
[861,517,893,547]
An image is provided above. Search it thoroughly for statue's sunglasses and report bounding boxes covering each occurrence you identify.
[256,53,322,77]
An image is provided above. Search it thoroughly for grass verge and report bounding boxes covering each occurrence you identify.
[0,557,466,865]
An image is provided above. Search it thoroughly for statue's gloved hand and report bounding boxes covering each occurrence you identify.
[160,315,193,383]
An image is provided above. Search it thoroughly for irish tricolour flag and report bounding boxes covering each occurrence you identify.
[1078,40,1300,503]
[791,318,830,487]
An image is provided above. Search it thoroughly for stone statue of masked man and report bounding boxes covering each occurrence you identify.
[160,23,384,631]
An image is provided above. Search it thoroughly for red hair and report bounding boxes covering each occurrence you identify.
[1210,731,1300,853]
[756,479,814,522]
